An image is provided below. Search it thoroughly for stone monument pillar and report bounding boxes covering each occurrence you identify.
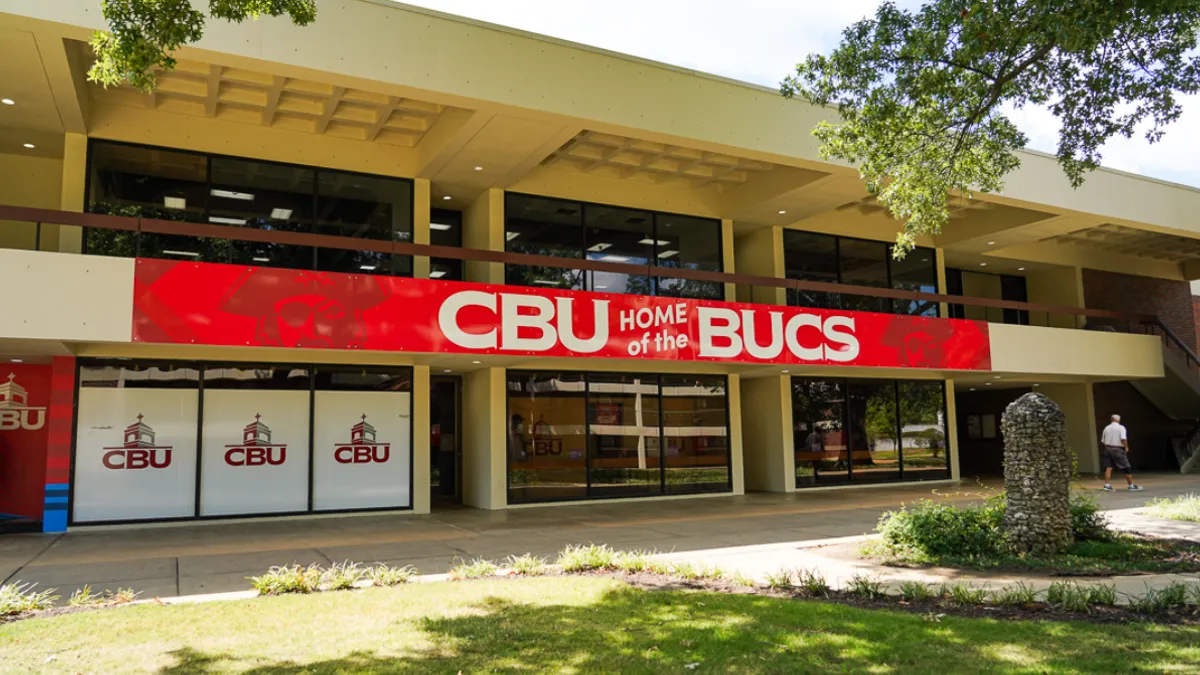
[1001,392,1073,554]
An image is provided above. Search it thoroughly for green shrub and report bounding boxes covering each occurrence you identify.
[367,564,416,586]
[1046,582,1091,612]
[945,582,988,606]
[448,558,499,580]
[1128,582,1192,614]
[846,575,886,599]
[990,582,1038,607]
[320,562,366,591]
[250,565,323,595]
[796,569,831,596]
[504,554,548,576]
[556,544,617,573]
[68,586,139,607]
[1069,493,1112,541]
[898,581,935,602]
[877,496,1007,558]
[764,569,794,591]
[612,550,655,574]
[0,582,58,616]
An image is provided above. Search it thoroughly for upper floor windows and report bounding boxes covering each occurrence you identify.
[783,231,939,317]
[85,140,414,276]
[504,193,724,300]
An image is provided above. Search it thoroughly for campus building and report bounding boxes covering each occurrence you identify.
[0,0,1198,533]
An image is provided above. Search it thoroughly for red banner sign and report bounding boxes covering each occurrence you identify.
[133,259,991,370]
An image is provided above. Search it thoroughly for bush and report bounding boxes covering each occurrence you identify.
[898,581,935,602]
[250,565,322,595]
[367,564,416,586]
[448,558,499,580]
[796,569,831,596]
[846,575,885,599]
[991,582,1038,607]
[876,496,1007,558]
[504,554,548,576]
[556,544,617,573]
[320,562,366,591]
[877,492,1115,559]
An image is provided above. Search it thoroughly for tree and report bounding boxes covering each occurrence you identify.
[782,1,1200,257]
[87,0,317,92]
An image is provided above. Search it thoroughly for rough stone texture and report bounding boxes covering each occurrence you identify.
[1001,393,1073,554]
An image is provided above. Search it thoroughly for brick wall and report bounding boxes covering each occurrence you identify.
[1193,296,1200,350]
[1082,269,1197,351]
[1092,382,1186,472]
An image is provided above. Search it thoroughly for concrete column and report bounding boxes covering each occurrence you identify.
[1039,383,1100,474]
[945,379,961,481]
[462,366,507,509]
[739,375,795,492]
[56,132,87,253]
[721,218,736,302]
[935,248,949,318]
[733,225,786,305]
[463,188,504,284]
[411,365,431,514]
[412,179,431,279]
[1027,265,1085,329]
[727,374,745,495]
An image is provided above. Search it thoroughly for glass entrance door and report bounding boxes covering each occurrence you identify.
[430,377,461,505]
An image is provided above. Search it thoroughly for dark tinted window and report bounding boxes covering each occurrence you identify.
[585,205,654,295]
[656,214,723,300]
[316,171,412,276]
[505,194,585,290]
[792,378,848,486]
[429,208,463,282]
[889,247,938,317]
[783,232,840,309]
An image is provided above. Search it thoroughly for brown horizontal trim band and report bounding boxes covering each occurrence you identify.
[0,205,1157,323]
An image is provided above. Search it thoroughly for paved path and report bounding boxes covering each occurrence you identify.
[1,473,1196,600]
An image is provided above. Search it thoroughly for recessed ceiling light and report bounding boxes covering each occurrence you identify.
[969,388,976,392]
[657,250,679,259]
[163,196,187,210]
[985,382,992,386]
[430,270,447,279]
[598,254,631,263]
[270,208,293,220]
[359,264,377,271]
[979,262,988,267]
[781,369,789,373]
[1033,383,1040,387]
[1,98,14,105]
[211,189,254,201]
[162,249,200,257]
[587,242,613,252]
[11,358,23,363]
[22,143,34,149]
[1018,267,1026,271]
[778,210,787,215]
[209,216,247,226]
[442,195,452,201]
[505,231,521,241]
[252,257,270,263]
[533,280,558,285]
[472,360,482,364]
[637,238,670,246]
[443,369,452,373]
[987,241,996,245]
[994,375,1002,379]
[430,223,453,231]
[594,285,608,289]
[474,166,483,171]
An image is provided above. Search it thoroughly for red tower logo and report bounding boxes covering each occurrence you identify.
[333,414,391,464]
[225,414,288,466]
[0,373,47,431]
[102,414,173,469]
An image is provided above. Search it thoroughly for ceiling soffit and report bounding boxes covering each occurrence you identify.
[1046,223,1200,263]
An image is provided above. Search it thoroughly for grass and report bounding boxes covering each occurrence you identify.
[0,582,58,617]
[1145,493,1200,523]
[2,576,1199,674]
[869,533,1200,575]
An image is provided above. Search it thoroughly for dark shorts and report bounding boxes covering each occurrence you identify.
[1102,445,1131,473]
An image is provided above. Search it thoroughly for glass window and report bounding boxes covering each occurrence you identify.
[505,194,585,290]
[899,381,949,480]
[209,157,315,270]
[316,171,412,276]
[87,143,209,259]
[584,205,654,295]
[661,375,729,494]
[587,373,662,497]
[890,246,939,317]
[74,364,200,522]
[655,214,724,300]
[846,379,902,484]
[507,371,587,503]
[792,378,849,486]
[783,232,840,310]
[839,239,891,314]
[429,208,463,282]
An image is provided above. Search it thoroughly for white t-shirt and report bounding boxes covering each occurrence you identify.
[1101,422,1127,448]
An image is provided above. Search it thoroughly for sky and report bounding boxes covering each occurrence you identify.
[398,0,1200,189]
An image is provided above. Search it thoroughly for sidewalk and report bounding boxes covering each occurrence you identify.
[1,473,1196,601]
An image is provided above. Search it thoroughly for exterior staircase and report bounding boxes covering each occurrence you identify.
[1127,322,1200,473]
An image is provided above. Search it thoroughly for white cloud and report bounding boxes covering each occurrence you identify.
[401,0,1200,189]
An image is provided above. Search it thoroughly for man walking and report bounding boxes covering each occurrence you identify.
[1100,414,1144,492]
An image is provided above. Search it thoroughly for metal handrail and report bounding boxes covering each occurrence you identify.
[1144,318,1200,370]
[0,204,1157,325]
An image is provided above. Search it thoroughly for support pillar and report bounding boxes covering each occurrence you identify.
[463,188,504,284]
[462,367,507,509]
[739,375,794,492]
[721,218,736,302]
[733,225,786,305]
[412,179,431,279]
[1038,383,1100,474]
[55,132,87,253]
[411,365,431,514]
[945,379,961,481]
[727,374,745,495]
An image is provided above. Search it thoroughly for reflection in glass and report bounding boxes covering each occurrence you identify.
[429,208,464,281]
[202,366,312,390]
[792,378,848,486]
[898,381,948,480]
[661,375,729,493]
[587,373,662,497]
[79,363,201,388]
[655,214,723,300]
[584,205,653,295]
[889,246,939,317]
[316,171,412,276]
[783,232,840,309]
[847,379,901,483]
[209,157,316,270]
[506,372,587,503]
[839,239,892,313]
[505,194,585,290]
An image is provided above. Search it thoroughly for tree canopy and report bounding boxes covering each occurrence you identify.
[782,0,1200,257]
[88,0,317,92]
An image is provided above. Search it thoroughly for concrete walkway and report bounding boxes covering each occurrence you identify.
[1,473,1196,600]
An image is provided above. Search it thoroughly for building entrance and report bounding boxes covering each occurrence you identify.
[430,377,461,506]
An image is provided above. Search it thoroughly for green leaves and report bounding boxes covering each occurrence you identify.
[784,0,1200,257]
[88,0,317,92]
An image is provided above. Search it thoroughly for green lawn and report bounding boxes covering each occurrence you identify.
[870,535,1200,575]
[2,577,1198,674]
[1145,493,1200,523]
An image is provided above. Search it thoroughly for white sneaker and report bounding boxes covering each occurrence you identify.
[1128,485,1144,491]
[1102,484,1115,492]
